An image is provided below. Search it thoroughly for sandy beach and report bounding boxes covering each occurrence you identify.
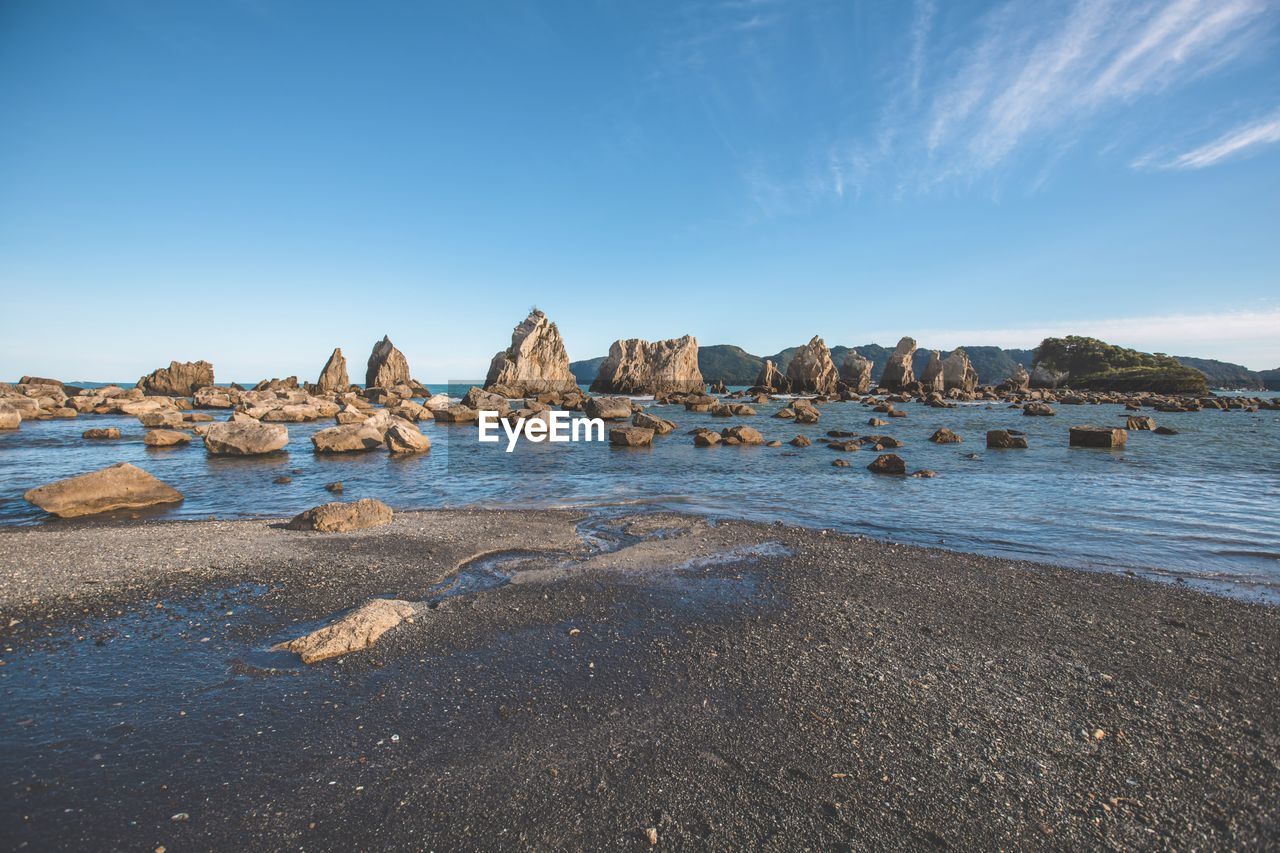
[2,508,1276,850]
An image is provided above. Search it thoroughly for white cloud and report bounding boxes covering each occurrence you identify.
[1152,111,1280,169]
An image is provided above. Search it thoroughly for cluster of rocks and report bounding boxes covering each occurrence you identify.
[9,312,1278,524]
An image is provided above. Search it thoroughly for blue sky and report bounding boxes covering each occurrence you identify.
[2,0,1278,382]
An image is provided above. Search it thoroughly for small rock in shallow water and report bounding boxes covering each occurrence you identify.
[325,481,344,492]
[867,454,907,475]
[275,598,417,664]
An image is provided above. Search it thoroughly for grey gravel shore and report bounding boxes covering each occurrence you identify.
[1,508,1277,850]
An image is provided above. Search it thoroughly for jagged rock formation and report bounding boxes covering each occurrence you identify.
[590,335,704,395]
[137,360,214,396]
[879,337,917,391]
[920,351,945,393]
[365,336,411,389]
[784,337,839,395]
[942,348,980,392]
[316,348,349,393]
[840,351,873,394]
[1006,363,1031,391]
[484,309,576,395]
[754,359,790,393]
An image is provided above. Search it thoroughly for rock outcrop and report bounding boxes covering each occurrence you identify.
[287,498,394,532]
[879,338,917,391]
[484,309,576,396]
[920,351,945,393]
[203,422,289,455]
[785,337,839,395]
[365,336,411,389]
[840,351,873,394]
[316,348,350,393]
[274,597,416,664]
[590,336,703,395]
[23,462,183,518]
[754,360,790,393]
[1005,363,1031,391]
[943,349,980,392]
[137,360,214,396]
[0,403,20,430]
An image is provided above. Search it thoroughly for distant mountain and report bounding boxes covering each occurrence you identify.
[1173,356,1264,390]
[1259,368,1280,391]
[568,356,606,384]
[697,345,765,385]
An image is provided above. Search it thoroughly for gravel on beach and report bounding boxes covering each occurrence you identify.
[0,508,1276,850]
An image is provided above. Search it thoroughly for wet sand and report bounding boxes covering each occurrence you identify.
[1,509,1277,850]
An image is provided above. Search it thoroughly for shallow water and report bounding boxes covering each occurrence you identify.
[2,387,1278,602]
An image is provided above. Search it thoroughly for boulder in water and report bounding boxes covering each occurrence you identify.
[986,429,1028,449]
[867,453,907,475]
[312,424,385,453]
[203,422,289,455]
[23,462,183,518]
[1069,426,1127,448]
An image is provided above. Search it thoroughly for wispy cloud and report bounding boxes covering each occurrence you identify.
[915,0,1272,184]
[1143,110,1280,169]
[726,0,1276,208]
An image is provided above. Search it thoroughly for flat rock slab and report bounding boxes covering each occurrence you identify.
[204,421,289,455]
[23,462,184,518]
[274,598,418,664]
[1070,426,1128,448]
[287,498,394,532]
[144,429,192,447]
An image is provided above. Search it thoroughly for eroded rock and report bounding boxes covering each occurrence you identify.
[484,309,576,395]
[590,336,703,395]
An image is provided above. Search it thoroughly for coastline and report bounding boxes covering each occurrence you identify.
[2,508,1277,848]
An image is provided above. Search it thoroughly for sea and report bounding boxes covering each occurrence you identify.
[2,384,1278,603]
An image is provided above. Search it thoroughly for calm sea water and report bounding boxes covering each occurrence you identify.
[2,385,1278,603]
